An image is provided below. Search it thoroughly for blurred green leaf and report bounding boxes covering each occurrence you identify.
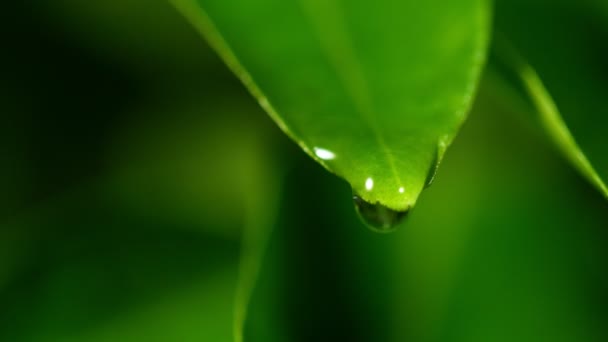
[107,97,274,237]
[173,0,491,221]
[107,96,285,341]
[233,161,283,342]
[491,0,608,199]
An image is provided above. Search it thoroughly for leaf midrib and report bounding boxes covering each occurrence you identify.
[298,0,405,201]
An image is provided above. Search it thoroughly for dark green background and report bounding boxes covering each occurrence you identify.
[1,1,607,341]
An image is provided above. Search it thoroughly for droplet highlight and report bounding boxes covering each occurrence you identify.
[313,147,336,160]
[353,194,410,232]
[365,177,374,191]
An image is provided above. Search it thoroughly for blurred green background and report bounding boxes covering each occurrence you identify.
[1,1,608,341]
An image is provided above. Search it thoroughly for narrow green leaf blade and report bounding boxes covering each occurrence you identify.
[233,154,283,342]
[492,0,608,199]
[173,0,491,214]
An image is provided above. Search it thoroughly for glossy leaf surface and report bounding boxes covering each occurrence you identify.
[173,0,491,216]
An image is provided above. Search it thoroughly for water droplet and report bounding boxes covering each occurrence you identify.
[426,135,449,187]
[313,147,336,160]
[353,194,410,232]
[424,153,439,188]
[398,187,405,193]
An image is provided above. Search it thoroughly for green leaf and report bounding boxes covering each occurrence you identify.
[246,82,608,341]
[232,131,283,342]
[108,96,285,341]
[491,0,608,199]
[172,0,491,223]
[0,95,284,342]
